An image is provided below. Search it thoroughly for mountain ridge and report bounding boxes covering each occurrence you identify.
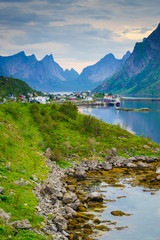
[94,23,160,95]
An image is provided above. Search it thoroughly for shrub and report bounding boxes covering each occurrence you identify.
[59,102,78,119]
[79,114,102,136]
[50,146,62,162]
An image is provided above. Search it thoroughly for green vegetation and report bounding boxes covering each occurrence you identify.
[0,76,41,98]
[0,102,159,239]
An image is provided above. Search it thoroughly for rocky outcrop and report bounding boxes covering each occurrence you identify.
[10,219,32,229]
[31,149,160,239]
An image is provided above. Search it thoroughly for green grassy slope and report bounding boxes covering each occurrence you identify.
[0,76,40,98]
[0,102,159,239]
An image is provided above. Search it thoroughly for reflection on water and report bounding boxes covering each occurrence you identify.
[79,100,160,143]
[75,171,160,240]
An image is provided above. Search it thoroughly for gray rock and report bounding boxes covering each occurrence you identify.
[53,216,67,231]
[62,192,77,204]
[13,181,26,186]
[67,199,81,210]
[111,148,117,157]
[87,192,103,202]
[101,162,112,170]
[0,209,11,222]
[74,167,86,178]
[11,219,32,229]
[137,162,154,168]
[0,187,4,194]
[128,157,136,162]
[44,148,53,158]
[65,206,77,217]
[126,162,137,168]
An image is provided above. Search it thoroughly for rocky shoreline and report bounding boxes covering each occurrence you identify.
[32,148,160,240]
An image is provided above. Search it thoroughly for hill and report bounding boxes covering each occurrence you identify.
[94,23,160,96]
[0,76,39,98]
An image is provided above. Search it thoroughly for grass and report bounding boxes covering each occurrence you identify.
[0,101,159,239]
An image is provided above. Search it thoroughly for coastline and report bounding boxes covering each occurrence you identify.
[34,148,160,240]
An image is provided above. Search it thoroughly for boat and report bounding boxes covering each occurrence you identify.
[115,97,120,107]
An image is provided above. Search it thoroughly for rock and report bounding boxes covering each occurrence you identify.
[67,199,81,210]
[44,148,53,158]
[156,175,160,181]
[87,192,103,202]
[143,145,151,149]
[0,209,11,222]
[74,167,86,178]
[62,192,77,204]
[65,206,77,217]
[138,162,154,168]
[126,162,137,168]
[0,187,4,194]
[50,194,57,205]
[11,219,32,229]
[128,157,136,162]
[31,175,38,181]
[13,181,26,186]
[110,148,117,157]
[53,215,67,231]
[25,180,32,185]
[101,162,112,170]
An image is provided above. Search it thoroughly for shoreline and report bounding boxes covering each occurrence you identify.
[34,148,160,240]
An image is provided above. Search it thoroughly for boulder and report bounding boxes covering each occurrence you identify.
[65,206,77,217]
[101,162,112,171]
[74,167,86,178]
[87,192,103,202]
[13,181,26,186]
[0,209,11,222]
[67,199,81,210]
[110,148,117,157]
[10,219,32,229]
[44,148,53,158]
[0,187,4,194]
[53,215,67,231]
[126,162,137,168]
[137,162,154,168]
[62,192,77,204]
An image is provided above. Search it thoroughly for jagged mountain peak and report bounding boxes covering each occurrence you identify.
[93,22,160,96]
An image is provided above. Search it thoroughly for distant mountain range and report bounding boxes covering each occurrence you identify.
[0,52,79,92]
[75,51,131,90]
[0,50,130,92]
[94,23,160,96]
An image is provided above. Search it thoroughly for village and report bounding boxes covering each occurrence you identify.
[0,91,122,107]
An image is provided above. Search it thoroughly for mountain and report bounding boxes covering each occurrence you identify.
[0,51,79,92]
[0,76,39,98]
[94,23,160,96]
[76,51,131,90]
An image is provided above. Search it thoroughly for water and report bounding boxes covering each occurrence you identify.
[79,100,160,144]
[74,171,160,240]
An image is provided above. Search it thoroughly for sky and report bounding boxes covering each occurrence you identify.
[0,0,160,73]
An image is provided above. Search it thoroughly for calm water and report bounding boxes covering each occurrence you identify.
[79,100,160,144]
[76,173,160,240]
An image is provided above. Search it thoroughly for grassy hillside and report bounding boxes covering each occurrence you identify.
[0,102,159,239]
[0,76,41,98]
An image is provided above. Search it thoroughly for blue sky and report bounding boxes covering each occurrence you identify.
[0,0,159,73]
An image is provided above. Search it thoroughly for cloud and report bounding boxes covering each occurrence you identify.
[0,0,159,72]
